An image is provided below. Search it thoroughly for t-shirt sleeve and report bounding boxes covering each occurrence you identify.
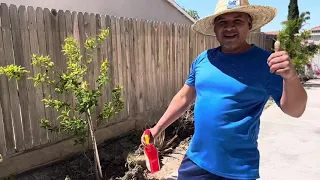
[266,72,283,107]
[185,59,197,86]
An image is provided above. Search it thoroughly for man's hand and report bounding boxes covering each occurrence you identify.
[267,50,297,80]
[268,40,307,118]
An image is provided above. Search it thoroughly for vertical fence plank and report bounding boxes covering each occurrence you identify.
[140,19,147,114]
[171,24,176,99]
[0,25,5,155]
[43,8,57,142]
[169,23,173,101]
[28,6,47,145]
[158,22,165,107]
[76,12,89,123]
[83,12,90,84]
[110,16,119,122]
[152,21,158,109]
[119,17,128,119]
[174,24,179,93]
[177,25,182,91]
[115,16,123,120]
[144,21,152,111]
[95,13,103,123]
[0,3,15,155]
[65,10,75,118]
[189,25,196,67]
[65,10,73,37]
[105,15,113,101]
[184,25,190,85]
[180,25,185,88]
[168,23,174,102]
[103,15,112,120]
[4,30,24,151]
[1,4,23,154]
[58,10,67,121]
[10,5,33,150]
[90,13,97,90]
[50,9,64,141]
[127,18,136,117]
[97,14,105,112]
[19,5,40,146]
[151,21,156,108]
[156,22,161,108]
[36,7,51,143]
[124,18,132,117]
[77,12,85,66]
[133,19,142,114]
[165,23,169,104]
[89,13,99,127]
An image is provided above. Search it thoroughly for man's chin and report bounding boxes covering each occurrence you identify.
[221,44,239,50]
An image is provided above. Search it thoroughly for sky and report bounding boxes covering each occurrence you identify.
[174,0,319,32]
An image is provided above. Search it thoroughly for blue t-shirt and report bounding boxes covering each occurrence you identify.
[185,45,283,179]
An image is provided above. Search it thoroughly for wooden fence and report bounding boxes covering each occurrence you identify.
[0,3,269,178]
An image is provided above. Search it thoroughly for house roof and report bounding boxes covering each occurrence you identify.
[311,26,320,31]
[265,26,320,35]
[264,31,279,35]
[165,0,196,23]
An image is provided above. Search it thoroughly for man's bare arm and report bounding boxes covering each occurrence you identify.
[280,75,308,118]
[150,84,196,137]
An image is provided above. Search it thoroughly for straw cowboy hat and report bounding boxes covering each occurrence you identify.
[191,0,277,36]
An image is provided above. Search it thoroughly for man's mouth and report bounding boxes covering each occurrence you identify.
[223,34,238,39]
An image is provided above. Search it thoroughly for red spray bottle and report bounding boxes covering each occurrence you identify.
[143,129,160,173]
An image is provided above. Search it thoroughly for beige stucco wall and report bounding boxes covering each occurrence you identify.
[0,0,193,24]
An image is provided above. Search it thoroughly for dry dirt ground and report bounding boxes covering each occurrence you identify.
[14,113,195,180]
[12,100,273,180]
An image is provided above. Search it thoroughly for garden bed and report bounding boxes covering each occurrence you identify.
[15,105,195,180]
[14,100,274,180]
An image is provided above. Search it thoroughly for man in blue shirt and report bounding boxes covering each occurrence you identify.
[141,0,308,179]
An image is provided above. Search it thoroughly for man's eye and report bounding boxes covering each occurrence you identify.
[218,21,226,24]
[235,19,242,23]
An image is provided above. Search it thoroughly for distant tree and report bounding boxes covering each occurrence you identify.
[278,12,320,77]
[288,0,299,20]
[183,8,200,20]
[288,0,300,33]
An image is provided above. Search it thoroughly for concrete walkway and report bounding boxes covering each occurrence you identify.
[258,79,320,180]
[166,79,320,180]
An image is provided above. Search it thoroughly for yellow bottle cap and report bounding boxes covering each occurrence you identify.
[144,134,150,145]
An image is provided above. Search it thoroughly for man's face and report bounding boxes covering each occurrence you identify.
[213,12,252,52]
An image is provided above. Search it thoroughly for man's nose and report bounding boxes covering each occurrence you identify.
[224,22,236,31]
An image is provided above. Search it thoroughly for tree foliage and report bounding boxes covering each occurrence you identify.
[278,12,320,77]
[288,0,299,20]
[183,8,200,20]
[0,28,124,179]
[288,0,300,33]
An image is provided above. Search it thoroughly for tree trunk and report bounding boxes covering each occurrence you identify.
[87,110,103,179]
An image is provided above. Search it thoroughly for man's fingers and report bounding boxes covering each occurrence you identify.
[270,61,290,73]
[267,51,286,63]
[268,53,289,66]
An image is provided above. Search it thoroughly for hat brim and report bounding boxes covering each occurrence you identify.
[191,5,277,36]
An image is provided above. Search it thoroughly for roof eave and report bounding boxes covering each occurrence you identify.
[165,0,196,23]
